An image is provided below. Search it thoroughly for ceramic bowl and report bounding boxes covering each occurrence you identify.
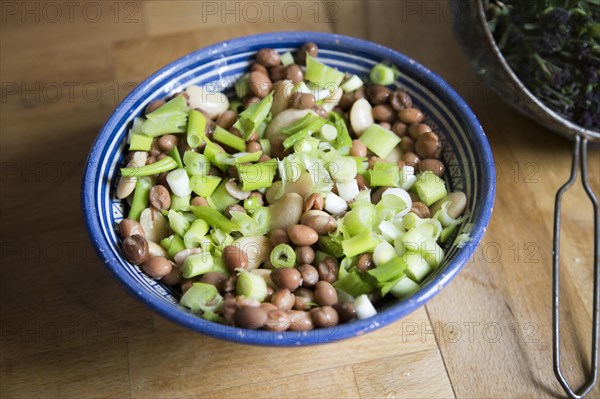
[82,32,495,346]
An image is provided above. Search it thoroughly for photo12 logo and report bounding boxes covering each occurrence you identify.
[1,1,140,24]
[200,1,338,24]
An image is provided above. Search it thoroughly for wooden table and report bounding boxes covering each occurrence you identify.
[2,1,599,397]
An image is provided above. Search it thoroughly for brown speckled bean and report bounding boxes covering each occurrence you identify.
[287,225,318,246]
[315,281,338,306]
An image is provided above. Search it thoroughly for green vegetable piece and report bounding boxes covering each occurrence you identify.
[333,270,374,297]
[236,270,268,302]
[190,205,239,233]
[141,96,189,137]
[181,252,214,278]
[190,175,222,198]
[180,282,223,313]
[208,179,238,212]
[120,156,177,178]
[169,147,184,169]
[233,92,273,140]
[370,63,398,86]
[317,235,345,259]
[343,203,376,236]
[183,151,210,176]
[161,234,186,259]
[305,54,345,89]
[203,137,229,171]
[270,244,296,268]
[389,276,420,299]
[127,177,152,221]
[167,210,191,237]
[187,109,207,148]
[170,194,190,211]
[341,229,380,258]
[129,134,153,151]
[413,171,447,206]
[403,253,432,283]
[368,257,408,285]
[329,112,353,149]
[359,124,401,158]
[238,161,277,191]
[212,125,247,153]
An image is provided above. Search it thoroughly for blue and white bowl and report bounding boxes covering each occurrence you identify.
[82,32,495,346]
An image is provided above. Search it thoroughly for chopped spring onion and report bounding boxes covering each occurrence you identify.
[325,192,348,215]
[166,168,192,197]
[233,91,273,140]
[280,51,294,66]
[184,229,211,250]
[340,75,364,93]
[212,125,246,153]
[203,137,228,171]
[305,55,345,90]
[190,175,222,198]
[161,234,185,259]
[182,252,214,278]
[354,294,377,319]
[333,270,374,297]
[188,218,210,237]
[376,193,409,222]
[440,224,457,243]
[236,270,268,302]
[270,243,296,268]
[190,205,239,234]
[180,282,223,313]
[235,73,250,99]
[183,151,211,176]
[337,178,360,202]
[167,210,190,237]
[368,257,407,285]
[369,63,398,86]
[401,228,428,252]
[343,203,376,236]
[413,171,447,206]
[342,229,380,258]
[209,179,239,212]
[243,195,262,212]
[389,276,420,299]
[382,188,412,217]
[210,229,234,251]
[318,235,345,259]
[359,124,401,158]
[186,109,206,148]
[378,220,403,242]
[421,239,444,268]
[238,161,277,191]
[282,117,327,149]
[141,95,189,137]
[229,209,269,237]
[129,134,153,151]
[259,138,271,155]
[120,156,177,178]
[328,157,357,183]
[128,177,152,221]
[399,165,417,190]
[434,201,465,228]
[369,165,400,187]
[320,124,338,141]
[403,252,432,283]
[169,147,184,169]
[454,233,471,248]
[372,241,396,266]
[328,111,353,149]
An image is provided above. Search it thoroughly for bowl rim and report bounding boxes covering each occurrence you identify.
[81,31,495,346]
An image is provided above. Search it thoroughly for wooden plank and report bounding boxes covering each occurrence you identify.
[0,341,131,399]
[127,308,438,397]
[203,365,360,399]
[352,349,455,399]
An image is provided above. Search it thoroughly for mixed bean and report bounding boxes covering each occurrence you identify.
[116,43,469,331]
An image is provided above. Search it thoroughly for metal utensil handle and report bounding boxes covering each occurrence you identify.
[553,136,600,399]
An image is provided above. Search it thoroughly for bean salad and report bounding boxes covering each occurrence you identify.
[116,43,468,331]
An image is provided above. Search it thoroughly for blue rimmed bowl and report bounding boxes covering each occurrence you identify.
[82,31,495,346]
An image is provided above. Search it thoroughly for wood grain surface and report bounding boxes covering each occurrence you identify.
[1,1,598,398]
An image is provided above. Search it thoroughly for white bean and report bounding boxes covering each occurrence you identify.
[139,208,169,243]
[350,98,374,136]
[185,85,229,119]
[116,152,147,199]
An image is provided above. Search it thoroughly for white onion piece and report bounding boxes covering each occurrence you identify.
[166,169,192,197]
[373,241,396,266]
[324,193,347,215]
[185,85,229,119]
[336,179,359,202]
[382,188,412,217]
[355,294,377,319]
[350,98,374,136]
